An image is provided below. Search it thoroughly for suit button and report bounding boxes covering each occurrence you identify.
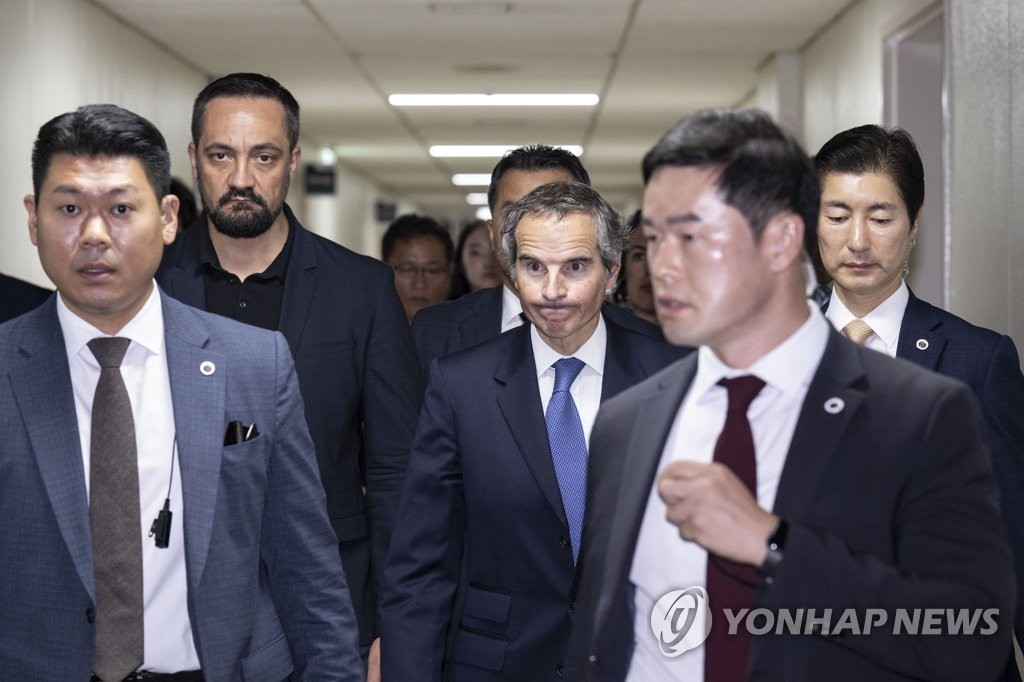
[559,536,569,549]
[556,664,565,678]
[568,598,576,612]
[85,608,95,623]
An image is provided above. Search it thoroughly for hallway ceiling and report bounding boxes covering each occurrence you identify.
[93,0,853,220]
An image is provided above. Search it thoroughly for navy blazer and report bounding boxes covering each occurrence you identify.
[411,284,667,372]
[0,293,363,680]
[380,314,689,681]
[157,206,423,647]
[825,289,1024,638]
[0,272,52,323]
[568,329,1015,681]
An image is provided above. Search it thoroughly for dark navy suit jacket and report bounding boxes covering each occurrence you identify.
[380,314,689,681]
[0,272,51,323]
[825,289,1024,640]
[568,329,1015,681]
[157,206,423,647]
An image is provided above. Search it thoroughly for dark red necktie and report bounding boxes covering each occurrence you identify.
[704,375,766,682]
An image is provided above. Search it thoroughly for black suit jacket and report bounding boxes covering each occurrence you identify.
[825,289,1024,639]
[0,272,51,323]
[411,284,667,372]
[569,329,1015,681]
[380,314,689,681]
[156,205,423,647]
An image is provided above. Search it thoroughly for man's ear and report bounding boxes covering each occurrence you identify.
[762,212,804,273]
[187,142,199,181]
[24,194,39,246]
[606,261,621,295]
[160,194,180,245]
[289,146,301,177]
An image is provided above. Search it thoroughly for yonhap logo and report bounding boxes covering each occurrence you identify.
[650,586,712,656]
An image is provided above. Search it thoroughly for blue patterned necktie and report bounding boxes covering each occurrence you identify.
[545,357,588,564]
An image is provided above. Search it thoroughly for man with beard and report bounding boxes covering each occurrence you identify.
[156,73,422,673]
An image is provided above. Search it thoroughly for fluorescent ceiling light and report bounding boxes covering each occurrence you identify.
[476,207,492,221]
[431,144,582,158]
[389,93,599,107]
[465,193,489,205]
[452,174,492,186]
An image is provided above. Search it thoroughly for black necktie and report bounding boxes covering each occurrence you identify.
[88,337,144,682]
[704,375,765,682]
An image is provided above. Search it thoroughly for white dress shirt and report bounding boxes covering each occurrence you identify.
[58,283,199,673]
[825,281,909,357]
[626,304,829,682]
[501,284,526,333]
[531,315,607,448]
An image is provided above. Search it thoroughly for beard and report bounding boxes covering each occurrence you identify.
[199,175,288,239]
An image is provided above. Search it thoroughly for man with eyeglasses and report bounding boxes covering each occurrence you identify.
[382,214,454,323]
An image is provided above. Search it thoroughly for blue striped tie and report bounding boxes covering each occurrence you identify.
[545,357,588,564]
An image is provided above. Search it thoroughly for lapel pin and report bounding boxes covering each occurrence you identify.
[824,397,845,414]
[200,361,216,376]
[916,338,929,350]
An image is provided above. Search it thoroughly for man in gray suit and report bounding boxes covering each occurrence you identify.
[0,104,362,680]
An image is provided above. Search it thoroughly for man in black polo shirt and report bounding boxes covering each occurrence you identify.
[156,73,422,672]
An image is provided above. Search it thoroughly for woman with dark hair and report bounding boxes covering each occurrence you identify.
[451,219,501,298]
[611,210,657,325]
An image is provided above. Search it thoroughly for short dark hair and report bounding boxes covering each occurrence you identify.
[814,124,925,221]
[31,104,171,200]
[382,214,454,264]
[487,145,591,212]
[642,108,819,254]
[500,181,625,283]
[192,72,300,150]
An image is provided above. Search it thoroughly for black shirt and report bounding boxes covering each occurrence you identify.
[196,217,294,331]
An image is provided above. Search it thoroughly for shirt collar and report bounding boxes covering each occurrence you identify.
[825,281,908,351]
[501,284,524,332]
[532,313,607,378]
[57,283,165,362]
[693,301,829,401]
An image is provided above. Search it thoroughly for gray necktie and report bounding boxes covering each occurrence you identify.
[88,337,144,682]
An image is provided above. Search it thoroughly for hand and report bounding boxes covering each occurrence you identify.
[366,637,381,682]
[657,460,778,566]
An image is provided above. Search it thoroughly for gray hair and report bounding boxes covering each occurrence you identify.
[499,181,626,284]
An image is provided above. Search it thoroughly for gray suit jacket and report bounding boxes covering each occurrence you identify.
[0,292,363,681]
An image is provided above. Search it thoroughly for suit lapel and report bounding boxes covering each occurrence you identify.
[773,331,867,520]
[603,357,696,593]
[9,302,95,599]
[494,326,568,525]
[278,218,317,354]
[895,291,946,371]
[162,295,226,593]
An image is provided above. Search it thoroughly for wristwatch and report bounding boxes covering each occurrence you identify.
[759,517,789,584]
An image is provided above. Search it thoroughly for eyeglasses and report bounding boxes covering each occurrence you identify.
[392,264,450,280]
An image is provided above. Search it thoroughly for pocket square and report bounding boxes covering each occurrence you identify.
[224,421,260,446]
